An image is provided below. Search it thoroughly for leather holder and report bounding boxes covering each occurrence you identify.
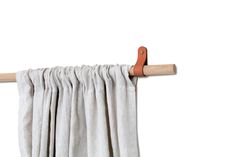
[133,46,148,76]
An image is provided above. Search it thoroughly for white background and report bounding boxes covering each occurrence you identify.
[0,0,236,156]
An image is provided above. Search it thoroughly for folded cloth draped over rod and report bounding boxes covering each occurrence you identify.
[0,64,176,83]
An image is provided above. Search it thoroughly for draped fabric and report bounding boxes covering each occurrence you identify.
[16,65,139,157]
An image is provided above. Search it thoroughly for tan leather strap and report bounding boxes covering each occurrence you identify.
[133,46,148,76]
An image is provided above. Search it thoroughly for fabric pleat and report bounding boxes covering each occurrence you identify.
[16,65,139,157]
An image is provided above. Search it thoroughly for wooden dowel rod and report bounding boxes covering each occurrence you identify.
[0,64,176,83]
[129,64,177,76]
[0,73,16,83]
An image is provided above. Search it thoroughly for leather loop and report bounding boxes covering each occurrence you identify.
[133,46,148,76]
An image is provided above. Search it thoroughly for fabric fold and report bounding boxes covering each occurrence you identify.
[17,65,139,157]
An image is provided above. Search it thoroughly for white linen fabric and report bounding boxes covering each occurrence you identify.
[16,65,139,157]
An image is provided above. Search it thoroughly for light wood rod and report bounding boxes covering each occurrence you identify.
[0,73,16,83]
[0,64,176,83]
[129,64,176,76]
